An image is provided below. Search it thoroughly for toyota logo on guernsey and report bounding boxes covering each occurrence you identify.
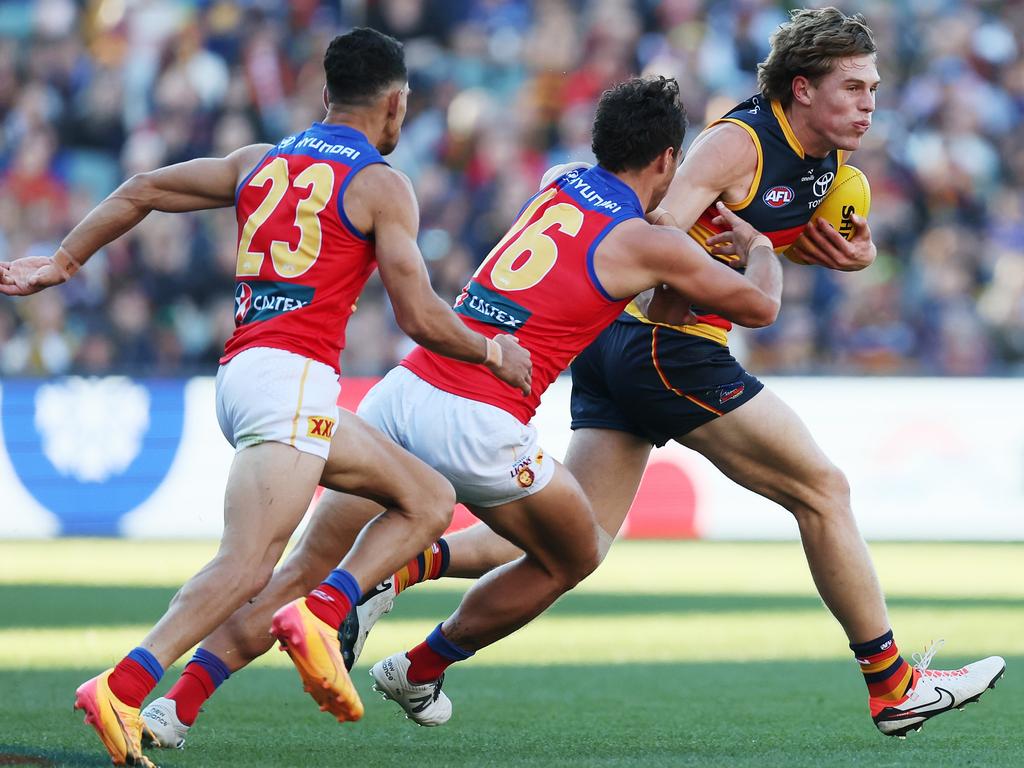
[234,280,315,326]
[762,186,795,208]
[813,172,835,198]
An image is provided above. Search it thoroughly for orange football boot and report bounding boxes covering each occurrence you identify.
[73,669,157,766]
[270,598,364,722]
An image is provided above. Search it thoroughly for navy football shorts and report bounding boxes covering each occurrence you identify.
[570,316,763,448]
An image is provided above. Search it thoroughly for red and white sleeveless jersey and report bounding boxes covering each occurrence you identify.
[402,165,644,423]
[221,123,387,373]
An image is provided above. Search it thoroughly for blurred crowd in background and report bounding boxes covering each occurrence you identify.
[1,0,1022,378]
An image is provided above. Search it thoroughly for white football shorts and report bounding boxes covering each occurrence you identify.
[215,346,341,461]
[357,366,554,507]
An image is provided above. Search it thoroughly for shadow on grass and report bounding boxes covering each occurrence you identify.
[0,745,106,767]
[3,583,1023,629]
[1,658,1020,768]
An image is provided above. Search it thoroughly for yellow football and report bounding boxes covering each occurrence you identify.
[786,164,870,263]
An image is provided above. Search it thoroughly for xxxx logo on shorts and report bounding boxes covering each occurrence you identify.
[307,416,336,441]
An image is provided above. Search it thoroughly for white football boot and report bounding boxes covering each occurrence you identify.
[141,696,190,749]
[872,641,1006,738]
[370,652,452,727]
[339,577,396,670]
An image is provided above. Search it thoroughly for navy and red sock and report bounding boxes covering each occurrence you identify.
[106,647,164,709]
[164,647,231,725]
[405,623,474,684]
[305,568,361,630]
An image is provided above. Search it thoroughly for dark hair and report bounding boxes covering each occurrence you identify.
[324,27,407,106]
[757,7,876,107]
[592,76,687,173]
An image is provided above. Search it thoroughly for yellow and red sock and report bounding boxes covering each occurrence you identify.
[851,630,914,711]
[393,539,450,596]
[165,648,231,725]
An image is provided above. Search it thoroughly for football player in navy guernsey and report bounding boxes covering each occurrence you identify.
[335,6,1004,738]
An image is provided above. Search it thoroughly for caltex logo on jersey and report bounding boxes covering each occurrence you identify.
[763,186,795,208]
[235,282,253,324]
[813,172,835,198]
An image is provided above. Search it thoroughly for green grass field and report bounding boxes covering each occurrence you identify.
[1,539,1021,767]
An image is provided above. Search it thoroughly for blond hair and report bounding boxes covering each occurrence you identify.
[757,7,876,106]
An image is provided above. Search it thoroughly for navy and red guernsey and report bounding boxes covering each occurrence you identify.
[402,164,644,423]
[221,123,387,373]
[627,94,845,345]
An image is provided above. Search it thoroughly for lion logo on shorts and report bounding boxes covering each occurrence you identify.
[516,466,535,488]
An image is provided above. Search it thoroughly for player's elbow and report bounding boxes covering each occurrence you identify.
[394,307,433,345]
[752,294,781,327]
[117,172,159,211]
[738,294,780,328]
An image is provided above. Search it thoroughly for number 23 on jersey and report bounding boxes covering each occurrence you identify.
[235,156,336,280]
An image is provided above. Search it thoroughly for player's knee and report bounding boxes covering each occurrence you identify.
[791,463,852,522]
[239,563,275,602]
[816,464,851,508]
[416,476,456,539]
[556,534,601,590]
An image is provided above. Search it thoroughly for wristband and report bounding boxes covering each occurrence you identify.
[53,246,82,279]
[484,337,503,368]
[750,236,775,254]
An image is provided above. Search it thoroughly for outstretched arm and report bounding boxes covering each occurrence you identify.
[0,144,271,296]
[356,166,532,395]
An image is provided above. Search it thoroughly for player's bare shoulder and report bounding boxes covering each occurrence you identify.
[682,122,758,189]
[344,163,418,235]
[229,143,276,185]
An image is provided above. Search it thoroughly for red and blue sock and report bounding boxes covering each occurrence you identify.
[107,647,164,709]
[165,647,232,726]
[305,568,361,630]
[405,622,474,684]
[391,539,451,597]
[851,629,914,708]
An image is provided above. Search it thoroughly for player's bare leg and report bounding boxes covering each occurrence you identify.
[678,388,887,643]
[78,441,323,763]
[563,427,653,557]
[451,470,599,646]
[439,522,521,577]
[144,443,325,663]
[144,489,386,747]
[339,427,649,675]
[196,493,382,674]
[370,462,600,724]
[269,410,455,723]
[678,387,1005,734]
[416,427,650,578]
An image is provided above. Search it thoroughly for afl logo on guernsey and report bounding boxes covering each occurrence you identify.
[813,172,835,198]
[763,186,795,208]
[235,282,253,324]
